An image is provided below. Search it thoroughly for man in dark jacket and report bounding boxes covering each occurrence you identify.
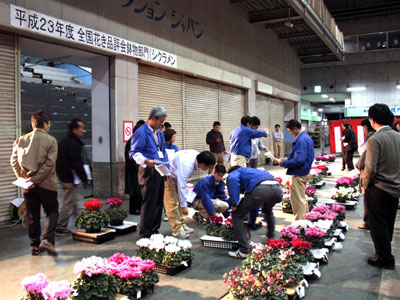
[206,121,226,165]
[341,122,358,171]
[56,119,88,235]
[125,120,145,215]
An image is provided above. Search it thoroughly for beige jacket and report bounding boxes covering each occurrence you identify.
[361,127,400,198]
[10,129,58,192]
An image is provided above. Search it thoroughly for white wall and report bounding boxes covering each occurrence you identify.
[91,56,110,162]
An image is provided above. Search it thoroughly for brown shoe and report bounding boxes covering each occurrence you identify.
[358,223,369,230]
[39,239,58,256]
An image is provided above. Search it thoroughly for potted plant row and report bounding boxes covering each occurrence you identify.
[221,204,348,300]
[136,234,194,276]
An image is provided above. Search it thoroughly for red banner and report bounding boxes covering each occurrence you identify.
[329,119,399,153]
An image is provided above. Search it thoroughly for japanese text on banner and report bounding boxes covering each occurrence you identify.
[10,5,177,68]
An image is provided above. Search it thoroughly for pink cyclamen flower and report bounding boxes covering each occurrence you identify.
[305,228,325,237]
[322,211,338,220]
[21,273,49,294]
[139,260,156,272]
[303,211,322,221]
[332,204,345,212]
[42,280,72,300]
[311,205,330,214]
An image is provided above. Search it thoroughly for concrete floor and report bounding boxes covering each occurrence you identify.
[0,158,399,300]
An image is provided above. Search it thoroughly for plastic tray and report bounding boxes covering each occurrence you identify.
[200,235,239,250]
[154,261,191,276]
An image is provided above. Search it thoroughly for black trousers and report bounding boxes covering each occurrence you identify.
[23,186,59,246]
[343,146,356,170]
[365,186,399,263]
[138,166,164,238]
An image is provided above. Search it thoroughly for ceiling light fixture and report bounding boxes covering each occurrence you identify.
[318,108,324,112]
[284,6,294,28]
[321,94,328,98]
[346,83,366,92]
[329,97,336,102]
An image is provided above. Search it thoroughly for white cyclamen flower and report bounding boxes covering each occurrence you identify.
[178,239,192,250]
[136,238,151,248]
[150,233,164,241]
[165,243,181,253]
[148,240,165,251]
[164,236,178,245]
[291,220,314,229]
[313,219,333,231]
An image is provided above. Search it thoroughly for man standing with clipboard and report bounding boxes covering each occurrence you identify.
[130,107,169,238]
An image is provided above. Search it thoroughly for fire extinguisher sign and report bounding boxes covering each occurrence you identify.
[123,121,134,142]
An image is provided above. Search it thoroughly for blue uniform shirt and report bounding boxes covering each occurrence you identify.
[227,167,274,206]
[230,125,267,157]
[193,175,228,216]
[165,143,179,152]
[281,131,314,176]
[129,123,168,163]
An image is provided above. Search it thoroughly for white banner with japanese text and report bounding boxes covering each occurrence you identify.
[10,5,177,68]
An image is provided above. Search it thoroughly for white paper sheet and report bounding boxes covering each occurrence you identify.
[11,197,24,207]
[186,190,197,204]
[155,164,170,176]
[264,151,280,163]
[12,177,34,189]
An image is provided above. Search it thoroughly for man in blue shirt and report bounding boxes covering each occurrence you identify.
[192,164,229,224]
[279,119,314,220]
[226,166,282,258]
[230,116,268,167]
[130,107,169,238]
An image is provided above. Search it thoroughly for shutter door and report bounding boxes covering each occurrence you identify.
[0,32,18,222]
[184,76,219,151]
[184,76,219,180]
[138,64,183,149]
[219,85,245,152]
[256,94,285,156]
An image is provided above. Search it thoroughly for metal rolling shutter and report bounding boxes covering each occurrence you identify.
[184,76,219,151]
[219,85,245,152]
[256,94,285,157]
[138,64,183,149]
[0,32,18,222]
[184,76,219,180]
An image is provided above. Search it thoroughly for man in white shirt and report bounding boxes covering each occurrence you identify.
[273,124,283,165]
[165,150,216,238]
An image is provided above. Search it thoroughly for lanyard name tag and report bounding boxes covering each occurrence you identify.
[158,151,164,159]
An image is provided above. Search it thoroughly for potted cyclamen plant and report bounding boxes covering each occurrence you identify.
[20,274,72,300]
[75,199,110,233]
[20,273,49,300]
[107,253,159,299]
[205,216,236,241]
[105,197,128,226]
[72,256,118,300]
[41,280,72,300]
